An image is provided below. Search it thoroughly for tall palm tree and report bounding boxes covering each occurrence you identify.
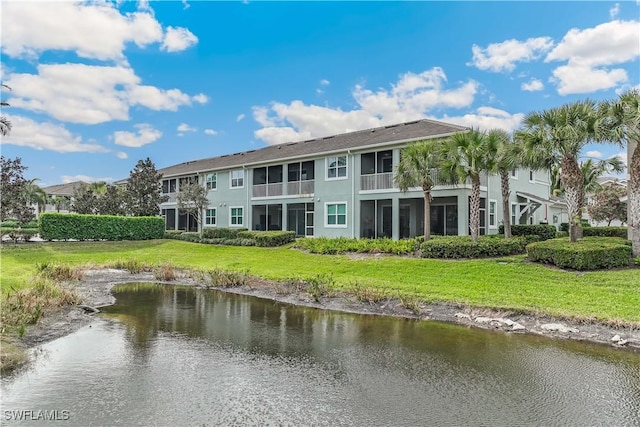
[441,129,497,242]
[488,129,522,238]
[599,89,640,256]
[518,100,600,242]
[394,140,442,240]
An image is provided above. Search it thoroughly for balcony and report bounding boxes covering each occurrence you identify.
[287,180,314,196]
[252,183,283,198]
[360,172,395,191]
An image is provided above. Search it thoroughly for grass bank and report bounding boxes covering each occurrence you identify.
[1,240,639,324]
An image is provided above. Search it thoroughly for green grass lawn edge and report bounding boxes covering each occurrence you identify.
[1,239,639,324]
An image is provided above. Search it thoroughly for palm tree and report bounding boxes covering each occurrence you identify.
[22,178,47,216]
[88,181,108,196]
[1,84,12,136]
[49,195,69,213]
[441,129,497,242]
[488,129,522,238]
[518,100,600,242]
[394,140,442,240]
[599,89,640,256]
[581,157,625,194]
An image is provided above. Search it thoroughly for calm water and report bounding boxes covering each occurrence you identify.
[2,283,640,426]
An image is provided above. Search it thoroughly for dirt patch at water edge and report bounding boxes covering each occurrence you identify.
[21,268,640,352]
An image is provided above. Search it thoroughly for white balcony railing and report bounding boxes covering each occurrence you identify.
[360,172,395,191]
[287,180,315,196]
[252,183,283,198]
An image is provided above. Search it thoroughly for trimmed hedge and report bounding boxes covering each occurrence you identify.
[39,213,164,241]
[420,235,538,259]
[582,226,628,239]
[526,237,632,270]
[202,227,248,239]
[237,230,295,247]
[499,224,556,241]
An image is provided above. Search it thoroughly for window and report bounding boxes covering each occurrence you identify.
[162,179,176,194]
[511,203,518,225]
[205,208,216,225]
[510,169,518,179]
[230,207,244,226]
[288,161,315,182]
[179,176,198,189]
[529,170,535,183]
[489,200,497,228]
[326,155,347,179]
[206,173,217,190]
[230,170,244,188]
[326,203,347,227]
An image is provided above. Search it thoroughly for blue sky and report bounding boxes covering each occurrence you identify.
[1,1,638,186]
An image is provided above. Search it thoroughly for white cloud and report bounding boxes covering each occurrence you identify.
[192,93,208,104]
[117,151,128,159]
[320,79,330,86]
[236,113,246,122]
[1,2,163,62]
[521,78,544,91]
[545,20,640,94]
[6,63,204,124]
[550,65,627,95]
[586,150,603,159]
[439,107,525,133]
[546,20,640,67]
[469,37,554,72]
[0,115,108,153]
[177,123,197,132]
[182,0,191,10]
[253,67,481,145]
[610,3,620,19]
[113,124,162,147]
[62,175,113,184]
[161,27,198,52]
[204,129,218,135]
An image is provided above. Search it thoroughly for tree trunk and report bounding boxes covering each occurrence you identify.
[500,171,511,238]
[423,187,432,240]
[628,139,640,257]
[470,175,481,243]
[560,156,584,243]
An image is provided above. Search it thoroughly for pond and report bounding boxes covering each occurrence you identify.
[2,283,640,426]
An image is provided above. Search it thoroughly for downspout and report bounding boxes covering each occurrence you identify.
[348,150,355,238]
[244,165,249,229]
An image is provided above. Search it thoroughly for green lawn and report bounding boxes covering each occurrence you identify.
[1,240,639,323]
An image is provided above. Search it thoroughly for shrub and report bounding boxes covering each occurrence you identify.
[39,213,164,241]
[36,262,84,281]
[0,227,39,242]
[154,264,176,281]
[206,268,249,288]
[163,230,184,239]
[582,226,628,239]
[202,227,247,239]
[237,230,295,247]
[556,231,569,238]
[294,237,420,255]
[419,235,537,259]
[560,223,569,232]
[499,224,556,241]
[526,237,632,270]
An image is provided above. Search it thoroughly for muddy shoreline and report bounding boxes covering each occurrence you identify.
[23,268,640,352]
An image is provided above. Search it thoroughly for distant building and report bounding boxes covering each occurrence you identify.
[40,181,87,215]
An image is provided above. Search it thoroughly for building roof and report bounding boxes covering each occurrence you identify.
[42,181,87,196]
[158,119,468,178]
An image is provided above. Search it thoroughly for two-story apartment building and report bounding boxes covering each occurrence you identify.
[158,119,553,239]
